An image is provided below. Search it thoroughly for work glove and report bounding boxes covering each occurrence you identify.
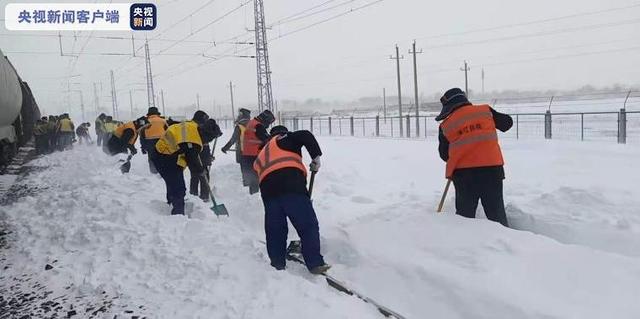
[203,155,213,167]
[310,156,321,172]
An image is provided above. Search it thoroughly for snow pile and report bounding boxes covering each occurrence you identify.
[2,136,640,318]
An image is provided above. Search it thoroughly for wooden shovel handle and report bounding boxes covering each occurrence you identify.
[437,179,452,213]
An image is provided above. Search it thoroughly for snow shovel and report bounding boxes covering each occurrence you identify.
[198,157,229,216]
[436,179,451,213]
[120,154,133,174]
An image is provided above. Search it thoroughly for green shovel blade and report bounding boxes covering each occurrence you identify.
[211,203,229,216]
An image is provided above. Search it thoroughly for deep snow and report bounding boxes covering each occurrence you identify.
[2,135,640,318]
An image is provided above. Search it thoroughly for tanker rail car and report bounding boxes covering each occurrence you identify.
[0,49,40,168]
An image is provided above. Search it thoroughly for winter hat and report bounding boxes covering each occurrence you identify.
[134,116,149,129]
[435,88,471,121]
[238,108,251,116]
[146,107,161,116]
[256,110,275,125]
[269,125,289,136]
[199,119,222,143]
[192,110,210,125]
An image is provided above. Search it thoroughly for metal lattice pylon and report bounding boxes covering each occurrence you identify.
[144,40,156,109]
[254,0,273,112]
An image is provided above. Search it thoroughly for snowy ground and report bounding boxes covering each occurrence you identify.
[2,135,640,318]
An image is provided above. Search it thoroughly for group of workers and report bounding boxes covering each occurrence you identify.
[31,87,510,275]
[33,113,91,154]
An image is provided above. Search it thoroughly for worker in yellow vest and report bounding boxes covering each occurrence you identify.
[152,111,220,215]
[140,107,168,174]
[57,113,75,150]
[221,108,251,185]
[105,117,148,156]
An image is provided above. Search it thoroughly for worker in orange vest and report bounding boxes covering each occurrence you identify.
[105,117,148,156]
[253,125,328,274]
[140,107,168,174]
[241,110,275,194]
[436,88,512,227]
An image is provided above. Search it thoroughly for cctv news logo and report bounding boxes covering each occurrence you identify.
[4,3,157,31]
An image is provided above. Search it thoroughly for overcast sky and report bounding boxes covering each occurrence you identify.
[2,0,639,117]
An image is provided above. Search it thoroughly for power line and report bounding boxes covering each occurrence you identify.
[271,0,385,41]
[269,0,339,25]
[156,0,251,54]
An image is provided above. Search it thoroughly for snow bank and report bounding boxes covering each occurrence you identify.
[2,136,640,318]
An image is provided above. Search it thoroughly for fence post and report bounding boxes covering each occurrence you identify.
[581,113,584,141]
[618,108,627,144]
[375,116,380,136]
[544,111,552,139]
[424,117,427,139]
[391,116,394,137]
[339,118,342,135]
[406,115,411,138]
[350,116,354,136]
[310,117,314,133]
[362,118,365,136]
[329,117,332,135]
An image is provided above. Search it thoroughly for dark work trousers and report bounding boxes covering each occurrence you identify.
[240,155,259,194]
[34,135,48,154]
[263,193,325,270]
[152,154,186,215]
[141,138,160,174]
[96,130,104,146]
[452,168,509,227]
[190,167,210,201]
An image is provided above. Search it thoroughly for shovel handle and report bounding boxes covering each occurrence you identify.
[437,179,452,213]
[308,171,317,198]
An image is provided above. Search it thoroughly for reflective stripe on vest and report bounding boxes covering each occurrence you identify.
[242,119,263,156]
[155,121,203,168]
[440,104,504,178]
[144,115,167,139]
[253,136,307,183]
[113,122,138,145]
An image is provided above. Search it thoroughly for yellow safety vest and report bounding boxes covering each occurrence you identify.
[144,115,167,139]
[59,118,74,132]
[155,121,203,168]
[238,124,246,150]
[104,122,117,133]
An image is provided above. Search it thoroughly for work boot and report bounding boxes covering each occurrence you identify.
[309,264,331,275]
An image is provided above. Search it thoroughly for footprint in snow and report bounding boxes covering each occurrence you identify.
[350,196,375,204]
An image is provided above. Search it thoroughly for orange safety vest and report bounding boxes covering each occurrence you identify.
[113,121,138,145]
[242,119,264,156]
[144,115,167,139]
[440,104,504,178]
[253,136,308,183]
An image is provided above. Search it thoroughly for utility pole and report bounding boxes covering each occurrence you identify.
[229,81,236,118]
[461,60,470,96]
[110,70,118,119]
[254,0,274,112]
[481,67,485,95]
[144,39,156,109]
[129,90,134,119]
[160,89,166,115]
[93,82,100,114]
[383,88,387,123]
[390,45,404,137]
[409,40,422,137]
[79,90,85,122]
[196,93,200,110]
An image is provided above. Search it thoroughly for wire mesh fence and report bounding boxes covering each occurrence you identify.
[277,110,640,144]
